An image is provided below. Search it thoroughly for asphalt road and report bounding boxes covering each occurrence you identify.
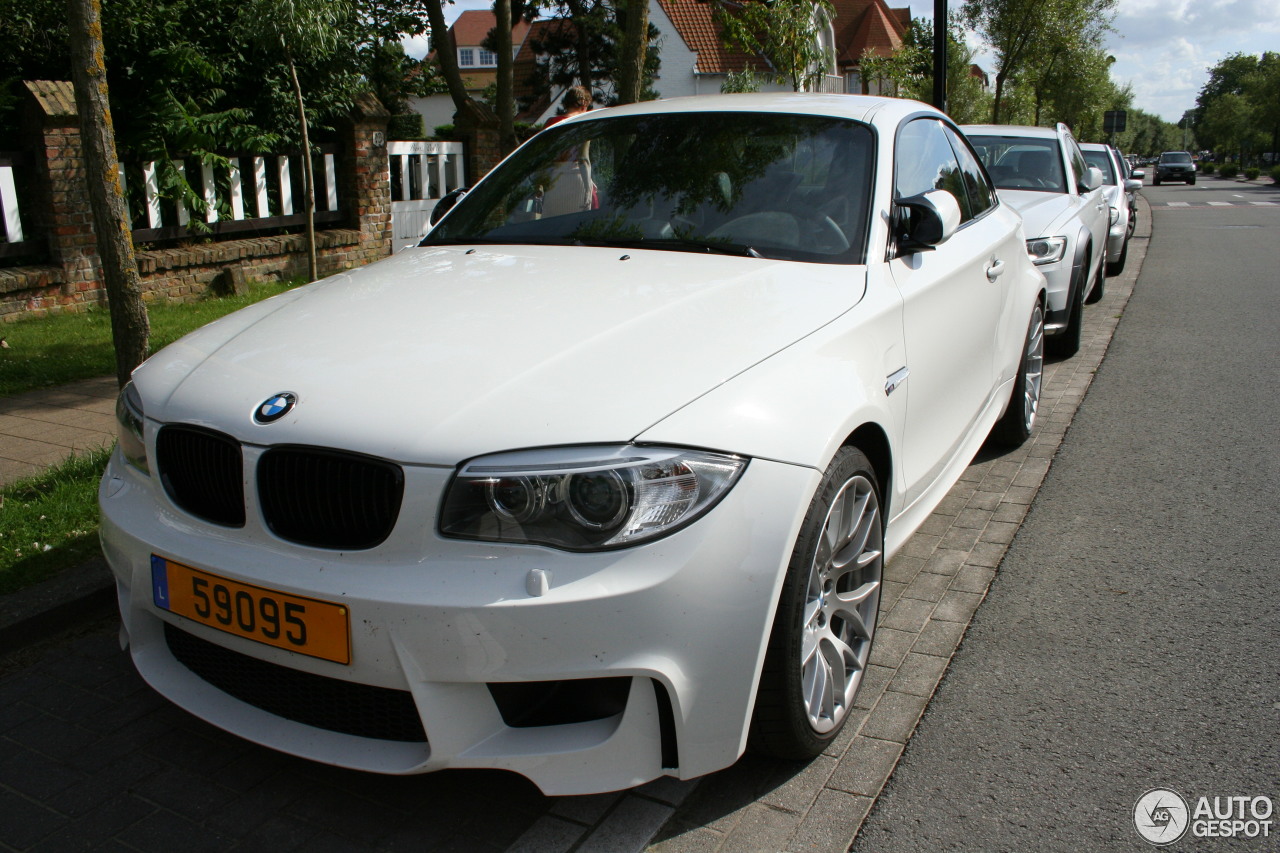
[852,178,1280,851]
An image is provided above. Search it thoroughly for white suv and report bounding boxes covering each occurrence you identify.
[964,123,1109,356]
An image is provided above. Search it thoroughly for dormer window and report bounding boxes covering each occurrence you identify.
[458,47,475,67]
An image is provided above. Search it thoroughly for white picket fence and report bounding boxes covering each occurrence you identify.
[0,153,26,255]
[121,147,343,240]
[388,140,466,252]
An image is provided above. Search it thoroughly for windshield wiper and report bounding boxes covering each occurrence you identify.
[575,237,763,258]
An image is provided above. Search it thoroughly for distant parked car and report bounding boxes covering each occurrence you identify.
[965,123,1109,356]
[1155,151,1196,185]
[101,94,1047,796]
[1081,143,1144,275]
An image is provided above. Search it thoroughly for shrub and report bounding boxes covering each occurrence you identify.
[1219,163,1239,178]
[432,124,458,140]
[1244,167,1260,180]
[1272,165,1280,184]
[1200,162,1216,175]
[387,113,425,140]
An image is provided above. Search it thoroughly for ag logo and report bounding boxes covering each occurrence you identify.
[1134,788,1190,845]
[254,392,297,424]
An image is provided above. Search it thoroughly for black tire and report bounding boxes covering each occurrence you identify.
[1154,175,1162,186]
[992,300,1045,448]
[750,447,883,760]
[1105,237,1128,277]
[1188,176,1196,185]
[1047,262,1085,358]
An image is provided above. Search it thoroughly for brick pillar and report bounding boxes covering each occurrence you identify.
[454,104,502,187]
[339,92,392,266]
[22,80,103,309]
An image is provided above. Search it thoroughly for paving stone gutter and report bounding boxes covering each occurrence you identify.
[0,197,1151,853]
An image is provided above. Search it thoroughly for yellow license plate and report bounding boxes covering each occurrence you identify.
[151,556,350,664]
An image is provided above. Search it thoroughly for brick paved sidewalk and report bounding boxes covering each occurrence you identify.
[0,376,118,488]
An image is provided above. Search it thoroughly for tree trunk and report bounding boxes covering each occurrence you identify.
[616,0,649,105]
[566,0,593,91]
[992,71,1007,123]
[425,0,488,126]
[285,48,318,283]
[66,0,150,388]
[495,0,516,154]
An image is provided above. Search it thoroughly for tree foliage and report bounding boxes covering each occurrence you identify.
[961,0,1116,124]
[1194,52,1279,165]
[714,0,835,93]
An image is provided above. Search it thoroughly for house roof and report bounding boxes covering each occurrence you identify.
[653,0,770,75]
[833,0,908,66]
[448,10,532,49]
[656,0,909,76]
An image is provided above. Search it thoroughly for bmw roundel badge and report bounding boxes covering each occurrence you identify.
[255,392,297,424]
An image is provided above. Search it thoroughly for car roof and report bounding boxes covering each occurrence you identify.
[552,93,946,128]
[961,124,1061,139]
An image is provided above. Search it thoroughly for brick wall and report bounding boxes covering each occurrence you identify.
[1,82,395,322]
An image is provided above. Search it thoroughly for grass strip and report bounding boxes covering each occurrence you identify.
[0,447,113,595]
[0,279,301,398]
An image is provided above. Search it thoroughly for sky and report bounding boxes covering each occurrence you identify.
[410,0,1280,124]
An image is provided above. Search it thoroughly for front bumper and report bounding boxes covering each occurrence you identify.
[99,449,819,795]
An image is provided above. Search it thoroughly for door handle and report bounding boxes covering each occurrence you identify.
[985,259,1005,282]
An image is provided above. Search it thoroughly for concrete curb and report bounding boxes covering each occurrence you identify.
[0,556,115,656]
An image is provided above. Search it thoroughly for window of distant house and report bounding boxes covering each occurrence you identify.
[459,48,475,67]
[479,49,497,66]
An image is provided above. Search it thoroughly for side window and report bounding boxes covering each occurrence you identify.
[942,125,996,218]
[895,118,972,221]
[1065,137,1090,192]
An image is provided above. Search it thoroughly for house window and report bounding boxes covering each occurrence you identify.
[846,71,861,94]
[459,48,475,67]
[479,49,497,67]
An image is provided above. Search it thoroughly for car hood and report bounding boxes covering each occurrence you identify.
[997,190,1081,238]
[135,245,866,465]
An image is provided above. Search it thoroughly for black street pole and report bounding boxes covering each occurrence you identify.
[933,0,947,112]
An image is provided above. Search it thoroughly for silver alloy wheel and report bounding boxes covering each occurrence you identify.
[800,474,882,733]
[1021,302,1045,433]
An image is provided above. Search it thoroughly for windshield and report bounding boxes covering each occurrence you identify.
[1161,152,1193,163]
[967,136,1066,193]
[1082,149,1117,185]
[423,111,875,264]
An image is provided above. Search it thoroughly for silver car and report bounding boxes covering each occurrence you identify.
[964,123,1109,357]
[1081,143,1144,276]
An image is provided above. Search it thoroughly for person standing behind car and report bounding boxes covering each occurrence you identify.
[544,85,592,128]
[538,86,597,215]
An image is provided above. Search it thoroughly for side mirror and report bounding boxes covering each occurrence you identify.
[1130,169,1146,180]
[1124,178,1144,192]
[429,187,469,226]
[894,189,962,253]
[1079,166,1104,192]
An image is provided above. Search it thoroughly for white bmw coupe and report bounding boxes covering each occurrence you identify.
[101,94,1045,795]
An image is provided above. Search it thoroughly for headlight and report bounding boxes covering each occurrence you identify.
[115,381,148,473]
[440,445,748,551]
[1025,236,1067,266]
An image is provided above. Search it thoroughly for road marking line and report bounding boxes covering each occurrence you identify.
[1167,202,1190,207]
[1251,201,1278,206]
[1207,202,1232,206]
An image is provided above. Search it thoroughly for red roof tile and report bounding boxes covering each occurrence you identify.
[833,0,907,66]
[654,0,770,75]
[449,10,532,49]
